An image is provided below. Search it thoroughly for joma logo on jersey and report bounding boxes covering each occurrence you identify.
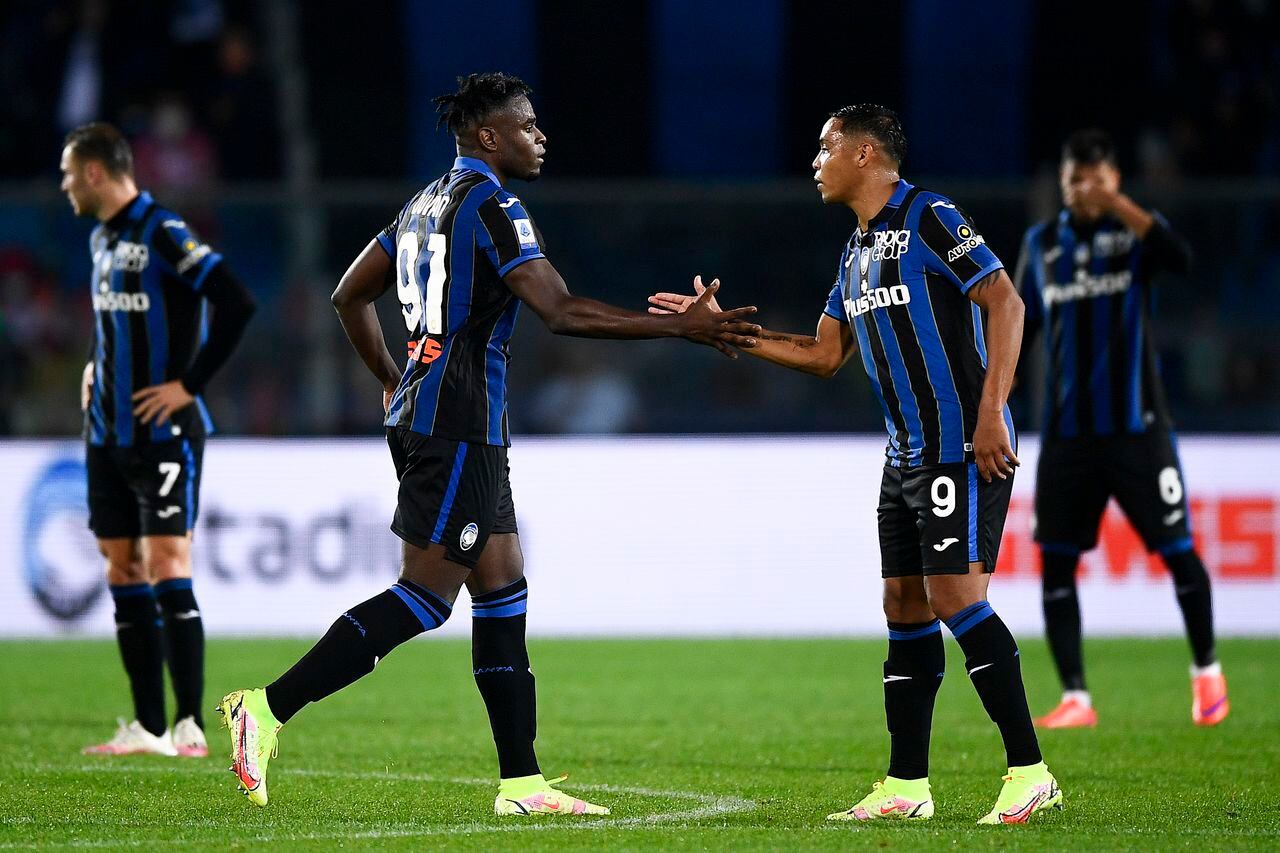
[869,229,911,262]
[111,242,150,272]
[946,223,986,263]
[845,283,911,317]
[93,291,152,312]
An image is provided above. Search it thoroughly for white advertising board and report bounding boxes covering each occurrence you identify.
[2,436,1276,637]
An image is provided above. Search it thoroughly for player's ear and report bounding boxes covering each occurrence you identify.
[477,125,499,153]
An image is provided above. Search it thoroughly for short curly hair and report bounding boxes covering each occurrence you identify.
[829,104,906,167]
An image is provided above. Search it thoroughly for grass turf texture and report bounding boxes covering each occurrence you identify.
[1,638,1276,851]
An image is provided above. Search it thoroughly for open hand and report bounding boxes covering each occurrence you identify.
[132,380,195,426]
[648,274,723,315]
[972,410,1019,482]
[664,278,759,359]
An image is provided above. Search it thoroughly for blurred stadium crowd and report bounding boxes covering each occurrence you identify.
[2,0,1278,437]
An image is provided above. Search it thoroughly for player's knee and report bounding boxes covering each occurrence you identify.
[923,586,977,622]
[883,580,932,622]
[105,559,147,586]
[143,539,191,583]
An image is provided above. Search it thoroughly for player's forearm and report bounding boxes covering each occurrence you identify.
[746,329,838,377]
[978,293,1024,414]
[543,295,681,340]
[335,302,401,389]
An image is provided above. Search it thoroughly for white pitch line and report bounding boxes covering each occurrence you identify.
[0,764,757,849]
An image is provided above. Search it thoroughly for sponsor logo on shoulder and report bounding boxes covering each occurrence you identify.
[498,197,520,209]
[176,242,212,274]
[460,522,479,551]
[946,223,987,263]
[512,218,538,248]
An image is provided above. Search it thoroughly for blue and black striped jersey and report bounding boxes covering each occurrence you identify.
[1015,210,1189,440]
[379,157,545,446]
[86,191,220,447]
[824,180,1015,467]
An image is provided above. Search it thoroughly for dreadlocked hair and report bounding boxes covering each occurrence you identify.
[433,72,533,138]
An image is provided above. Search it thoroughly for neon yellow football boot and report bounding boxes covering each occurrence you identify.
[217,688,282,807]
[827,776,934,821]
[494,774,610,816]
[977,762,1063,824]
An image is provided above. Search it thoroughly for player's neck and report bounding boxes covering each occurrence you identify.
[848,173,900,230]
[457,150,507,185]
[95,182,140,223]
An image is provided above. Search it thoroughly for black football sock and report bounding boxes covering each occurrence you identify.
[155,578,205,728]
[883,619,945,780]
[111,584,167,737]
[266,578,452,723]
[471,578,540,779]
[945,601,1042,768]
[1040,547,1086,692]
[1162,546,1217,668]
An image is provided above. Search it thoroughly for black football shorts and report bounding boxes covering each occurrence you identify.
[87,437,203,539]
[386,428,517,568]
[879,461,1014,577]
[1034,431,1192,553]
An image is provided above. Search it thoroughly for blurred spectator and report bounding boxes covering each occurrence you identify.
[132,94,218,190]
[207,25,281,179]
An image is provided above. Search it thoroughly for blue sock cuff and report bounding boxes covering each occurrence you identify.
[1157,536,1194,557]
[472,577,528,619]
[390,579,453,630]
[944,601,995,638]
[153,577,193,595]
[109,583,154,600]
[887,619,941,641]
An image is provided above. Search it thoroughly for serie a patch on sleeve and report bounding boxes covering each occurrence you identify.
[512,219,538,249]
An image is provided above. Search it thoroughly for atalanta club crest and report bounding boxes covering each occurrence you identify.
[460,522,479,551]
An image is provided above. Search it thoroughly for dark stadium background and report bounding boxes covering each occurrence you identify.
[2,0,1278,437]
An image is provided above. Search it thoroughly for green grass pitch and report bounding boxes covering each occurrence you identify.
[1,637,1277,850]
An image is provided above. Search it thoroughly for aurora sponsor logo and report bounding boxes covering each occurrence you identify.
[946,223,986,263]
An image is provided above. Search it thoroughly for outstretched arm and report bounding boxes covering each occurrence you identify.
[649,276,855,376]
[332,239,401,411]
[967,269,1023,482]
[504,259,760,358]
